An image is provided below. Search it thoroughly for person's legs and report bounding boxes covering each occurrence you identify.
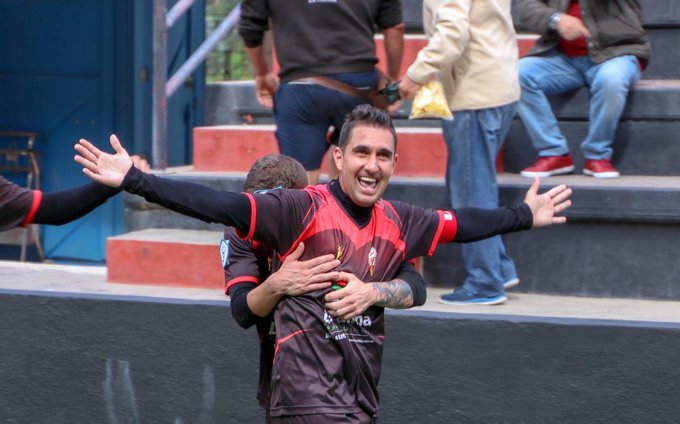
[580,55,640,160]
[274,72,375,185]
[518,51,586,156]
[274,83,333,184]
[440,103,518,304]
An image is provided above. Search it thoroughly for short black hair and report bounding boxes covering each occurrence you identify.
[243,154,308,193]
[337,104,398,151]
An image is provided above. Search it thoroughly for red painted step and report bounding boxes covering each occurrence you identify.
[273,34,538,76]
[107,229,224,290]
[193,125,447,177]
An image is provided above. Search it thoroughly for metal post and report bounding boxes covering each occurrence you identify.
[166,3,241,98]
[152,0,168,169]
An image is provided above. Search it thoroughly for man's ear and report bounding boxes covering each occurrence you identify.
[332,146,343,171]
[393,152,399,170]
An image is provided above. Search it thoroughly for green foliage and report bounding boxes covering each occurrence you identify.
[205,0,253,82]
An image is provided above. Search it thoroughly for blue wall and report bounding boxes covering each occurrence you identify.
[0,0,205,261]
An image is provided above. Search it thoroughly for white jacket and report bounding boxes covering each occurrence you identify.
[407,0,520,112]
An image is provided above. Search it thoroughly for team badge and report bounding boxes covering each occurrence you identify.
[368,247,377,276]
[220,239,230,268]
[336,245,343,260]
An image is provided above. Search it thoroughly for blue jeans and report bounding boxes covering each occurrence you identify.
[442,102,518,297]
[518,51,640,159]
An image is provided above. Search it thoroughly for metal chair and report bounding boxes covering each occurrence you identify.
[0,131,45,261]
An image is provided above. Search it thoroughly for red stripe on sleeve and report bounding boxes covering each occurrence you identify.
[21,190,43,227]
[427,210,457,255]
[225,275,260,295]
[238,192,257,240]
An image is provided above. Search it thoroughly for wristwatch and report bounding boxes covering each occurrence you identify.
[548,12,562,31]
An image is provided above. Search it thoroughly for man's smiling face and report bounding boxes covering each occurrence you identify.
[333,124,398,208]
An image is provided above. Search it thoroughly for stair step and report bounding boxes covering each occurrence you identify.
[373,34,538,77]
[193,125,448,177]
[106,229,224,290]
[121,171,680,300]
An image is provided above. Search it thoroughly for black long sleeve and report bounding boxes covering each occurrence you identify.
[453,203,533,243]
[228,283,258,329]
[32,182,120,225]
[121,166,252,232]
[395,261,427,307]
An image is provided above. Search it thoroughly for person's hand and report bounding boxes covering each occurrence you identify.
[130,155,151,173]
[254,72,279,109]
[74,134,133,188]
[523,177,572,227]
[556,14,591,41]
[398,75,422,101]
[387,99,403,113]
[324,272,377,321]
[265,242,340,297]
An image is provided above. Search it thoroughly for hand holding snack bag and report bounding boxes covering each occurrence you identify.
[409,80,453,120]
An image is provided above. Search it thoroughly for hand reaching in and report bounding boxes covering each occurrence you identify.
[74,134,133,188]
[524,177,573,227]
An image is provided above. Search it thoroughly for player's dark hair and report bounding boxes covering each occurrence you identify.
[337,104,398,151]
[243,154,308,193]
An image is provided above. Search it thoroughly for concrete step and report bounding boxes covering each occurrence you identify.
[194,112,680,177]
[206,78,680,125]
[373,34,538,78]
[122,171,680,300]
[193,124,449,177]
[106,228,224,290]
[271,33,539,80]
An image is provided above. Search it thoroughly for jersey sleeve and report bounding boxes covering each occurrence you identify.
[376,0,403,29]
[244,188,312,254]
[390,201,452,258]
[222,227,261,295]
[0,176,39,231]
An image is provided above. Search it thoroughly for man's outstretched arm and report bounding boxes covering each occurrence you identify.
[74,135,252,232]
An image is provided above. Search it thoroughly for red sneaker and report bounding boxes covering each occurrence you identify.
[520,155,574,178]
[583,159,620,178]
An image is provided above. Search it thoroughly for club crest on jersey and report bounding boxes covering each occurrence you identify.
[368,247,377,276]
[336,245,343,260]
[220,239,230,268]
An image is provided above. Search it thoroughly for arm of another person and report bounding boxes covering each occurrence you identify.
[399,0,470,100]
[228,242,341,328]
[513,0,588,39]
[323,260,426,321]
[239,0,278,108]
[1,155,146,229]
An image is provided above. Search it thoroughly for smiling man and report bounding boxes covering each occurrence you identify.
[74,104,572,424]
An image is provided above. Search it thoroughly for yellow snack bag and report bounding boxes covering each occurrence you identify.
[409,80,453,120]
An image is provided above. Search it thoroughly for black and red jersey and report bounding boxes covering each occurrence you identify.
[0,176,41,231]
[243,184,447,418]
[223,226,278,410]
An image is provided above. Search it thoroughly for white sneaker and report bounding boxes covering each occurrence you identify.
[503,278,520,290]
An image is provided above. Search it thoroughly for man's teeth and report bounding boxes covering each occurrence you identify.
[359,176,377,184]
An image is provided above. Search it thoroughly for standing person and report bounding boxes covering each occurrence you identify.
[398,0,521,305]
[0,156,149,232]
[75,105,572,423]
[238,0,405,184]
[224,153,428,423]
[515,0,651,178]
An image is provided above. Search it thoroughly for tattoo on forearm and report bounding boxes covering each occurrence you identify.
[373,280,413,309]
